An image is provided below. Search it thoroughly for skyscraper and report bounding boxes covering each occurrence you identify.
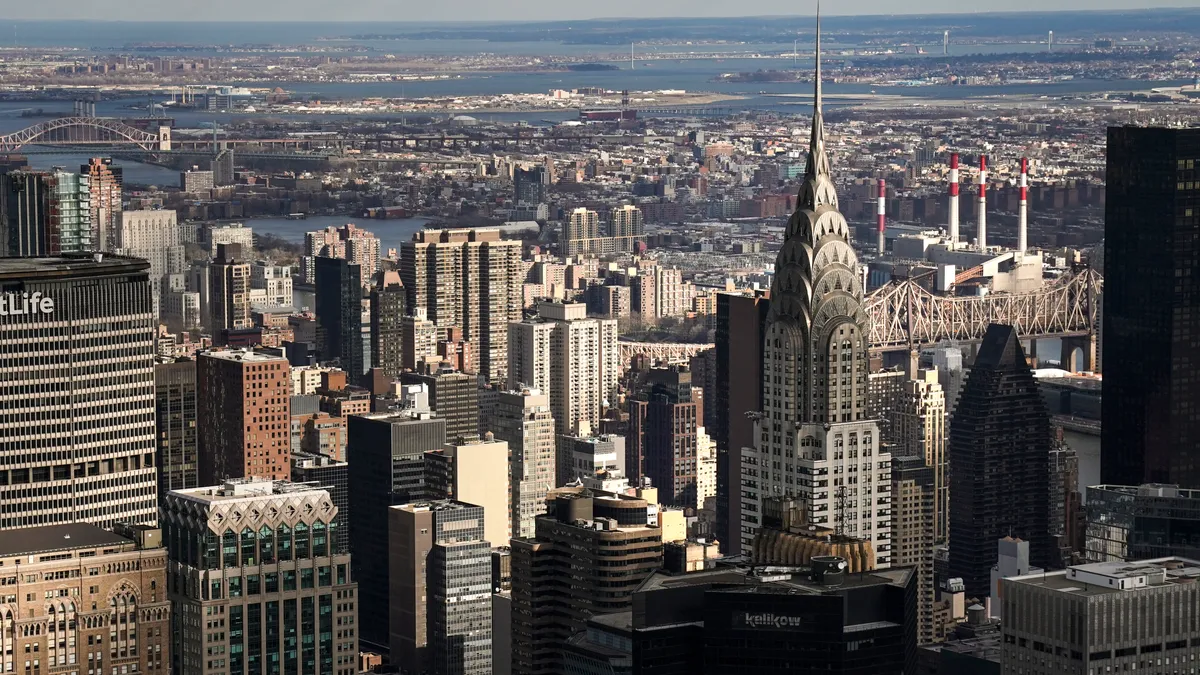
[402,365,480,441]
[389,501,493,675]
[118,209,184,313]
[511,489,663,675]
[292,452,351,555]
[401,308,440,371]
[162,479,358,675]
[563,208,600,256]
[513,166,547,205]
[891,454,936,646]
[948,323,1054,598]
[346,410,447,648]
[196,348,292,485]
[156,358,199,494]
[210,242,251,334]
[741,26,892,565]
[424,436,511,547]
[82,157,123,251]
[371,270,406,378]
[489,389,557,539]
[507,301,619,438]
[2,170,92,256]
[400,228,523,383]
[1001,557,1200,675]
[894,368,948,543]
[714,290,769,553]
[1103,126,1200,488]
[628,364,700,507]
[0,255,159,529]
[315,255,366,378]
[45,170,92,253]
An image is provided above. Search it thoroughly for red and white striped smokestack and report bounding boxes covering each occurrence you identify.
[948,153,960,246]
[1017,157,1028,254]
[977,155,988,250]
[877,178,887,254]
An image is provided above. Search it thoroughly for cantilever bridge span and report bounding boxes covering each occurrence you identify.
[620,268,1103,372]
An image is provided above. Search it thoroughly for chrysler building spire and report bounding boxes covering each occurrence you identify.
[800,0,837,211]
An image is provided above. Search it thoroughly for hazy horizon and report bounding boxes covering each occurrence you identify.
[4,1,1199,23]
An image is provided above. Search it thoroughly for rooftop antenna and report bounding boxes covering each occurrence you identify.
[630,42,634,70]
[794,38,798,68]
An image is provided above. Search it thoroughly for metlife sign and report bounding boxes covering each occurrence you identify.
[0,292,55,317]
[732,611,813,632]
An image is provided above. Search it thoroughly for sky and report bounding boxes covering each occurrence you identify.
[2,0,1197,22]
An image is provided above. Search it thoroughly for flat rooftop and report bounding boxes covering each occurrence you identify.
[391,500,480,514]
[201,348,288,363]
[638,563,914,596]
[0,254,149,282]
[0,523,131,558]
[172,478,329,504]
[1009,557,1200,597]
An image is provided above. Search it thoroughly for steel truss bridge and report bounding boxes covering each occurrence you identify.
[619,341,715,366]
[867,267,1102,353]
[0,117,167,152]
[620,268,1103,372]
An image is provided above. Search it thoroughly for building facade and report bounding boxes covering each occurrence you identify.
[250,261,293,308]
[0,523,170,675]
[714,290,769,554]
[156,359,200,494]
[0,255,159,529]
[402,366,479,440]
[118,209,183,313]
[507,302,619,439]
[315,256,366,379]
[490,389,557,540]
[400,228,523,383]
[1085,483,1200,563]
[948,324,1054,598]
[346,411,447,648]
[210,243,252,334]
[292,452,351,555]
[82,158,123,252]
[388,501,493,675]
[196,349,292,485]
[892,454,936,646]
[894,368,948,543]
[162,479,358,675]
[511,490,663,675]
[370,270,406,378]
[627,365,700,507]
[424,437,511,547]
[1002,557,1200,675]
[1103,126,1200,488]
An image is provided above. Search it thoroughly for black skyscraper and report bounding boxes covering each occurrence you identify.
[948,323,1054,598]
[315,255,365,378]
[346,412,447,649]
[1102,126,1200,488]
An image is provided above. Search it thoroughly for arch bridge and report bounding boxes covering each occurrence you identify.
[0,117,169,152]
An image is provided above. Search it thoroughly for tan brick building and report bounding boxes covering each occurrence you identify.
[0,523,170,675]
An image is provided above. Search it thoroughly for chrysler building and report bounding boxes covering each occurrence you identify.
[740,9,892,567]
